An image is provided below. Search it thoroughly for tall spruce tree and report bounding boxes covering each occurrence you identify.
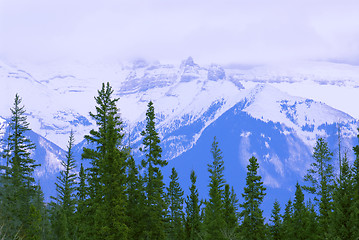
[0,94,42,239]
[223,184,239,239]
[331,153,354,239]
[75,163,88,240]
[292,183,308,240]
[270,199,281,240]
[126,156,146,239]
[303,137,334,236]
[82,82,128,240]
[352,129,359,238]
[34,184,51,240]
[204,137,226,240]
[240,156,266,240]
[140,100,168,240]
[166,167,184,240]
[306,199,318,240]
[185,170,202,240]
[281,199,294,240]
[50,131,77,240]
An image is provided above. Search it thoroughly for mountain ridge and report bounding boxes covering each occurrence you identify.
[1,58,358,205]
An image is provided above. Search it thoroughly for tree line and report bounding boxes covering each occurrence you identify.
[1,82,359,240]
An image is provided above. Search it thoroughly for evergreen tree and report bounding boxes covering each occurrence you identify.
[240,156,266,240]
[270,199,281,240]
[204,137,226,240]
[306,199,318,240]
[185,170,202,240]
[352,129,359,238]
[303,137,334,236]
[140,100,168,240]
[75,163,88,240]
[0,94,42,239]
[82,82,128,240]
[26,204,42,240]
[34,184,51,240]
[223,184,239,239]
[126,156,146,239]
[50,131,77,239]
[166,167,184,240]
[281,199,294,240]
[292,183,308,240]
[331,153,354,239]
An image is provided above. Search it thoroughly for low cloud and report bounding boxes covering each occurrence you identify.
[1,0,358,65]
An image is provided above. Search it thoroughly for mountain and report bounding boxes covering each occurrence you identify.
[1,58,359,215]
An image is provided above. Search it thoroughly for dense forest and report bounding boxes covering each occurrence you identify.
[1,82,359,240]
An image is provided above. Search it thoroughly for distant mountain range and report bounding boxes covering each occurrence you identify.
[1,57,359,217]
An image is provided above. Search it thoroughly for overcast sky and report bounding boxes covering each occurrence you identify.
[1,0,359,65]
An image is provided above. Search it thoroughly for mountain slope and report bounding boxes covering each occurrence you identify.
[0,58,358,207]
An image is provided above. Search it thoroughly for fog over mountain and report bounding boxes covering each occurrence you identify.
[1,58,359,217]
[1,1,359,220]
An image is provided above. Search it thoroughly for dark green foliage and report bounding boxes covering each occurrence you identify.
[75,163,88,240]
[292,183,308,240]
[126,156,146,239]
[0,94,42,239]
[140,100,168,240]
[5,87,359,240]
[303,137,334,237]
[2,94,38,187]
[281,199,294,240]
[185,170,202,240]
[26,204,42,240]
[166,167,184,240]
[331,153,355,239]
[34,185,51,240]
[303,138,334,196]
[269,199,281,240]
[49,204,68,240]
[352,129,359,238]
[240,156,266,240]
[306,199,318,240]
[82,82,128,240]
[50,131,77,239]
[223,184,239,238]
[204,137,226,240]
[318,175,332,237]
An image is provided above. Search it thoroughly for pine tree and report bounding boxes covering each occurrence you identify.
[34,184,51,240]
[292,183,308,240]
[331,153,354,239]
[352,129,359,238]
[82,82,128,239]
[204,137,226,240]
[270,199,281,240]
[281,199,294,240]
[185,170,202,240]
[75,163,88,240]
[126,156,146,239]
[166,167,184,240]
[0,94,41,239]
[240,156,266,240]
[306,199,318,240]
[140,100,168,240]
[223,184,239,238]
[26,204,42,240]
[50,131,77,239]
[303,137,334,236]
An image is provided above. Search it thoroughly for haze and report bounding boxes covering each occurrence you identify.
[1,0,359,66]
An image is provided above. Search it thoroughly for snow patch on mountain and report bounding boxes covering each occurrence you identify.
[225,61,359,85]
[1,57,359,156]
[0,116,5,132]
[242,84,357,147]
[0,117,6,150]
